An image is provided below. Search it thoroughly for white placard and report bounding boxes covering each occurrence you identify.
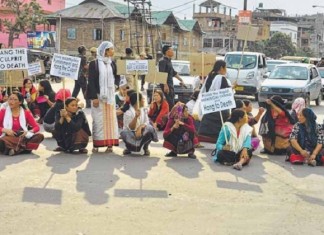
[50,53,81,80]
[28,61,43,76]
[126,60,148,74]
[201,88,236,115]
[0,48,28,71]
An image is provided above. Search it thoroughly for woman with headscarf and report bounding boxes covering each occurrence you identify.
[0,92,44,156]
[193,60,231,143]
[288,108,324,166]
[148,89,169,130]
[163,102,199,159]
[259,95,295,154]
[87,41,120,153]
[43,89,71,134]
[53,97,91,153]
[120,93,158,156]
[290,97,306,123]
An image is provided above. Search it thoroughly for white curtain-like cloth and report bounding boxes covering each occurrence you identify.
[1,107,34,139]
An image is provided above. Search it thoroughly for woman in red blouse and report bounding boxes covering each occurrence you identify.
[0,93,44,156]
[148,90,169,130]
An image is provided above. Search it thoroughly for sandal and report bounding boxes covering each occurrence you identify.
[54,146,65,152]
[233,163,243,171]
[92,147,99,153]
[105,147,113,153]
[8,149,16,156]
[308,159,317,167]
[79,148,88,154]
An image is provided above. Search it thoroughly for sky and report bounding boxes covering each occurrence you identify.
[66,0,324,19]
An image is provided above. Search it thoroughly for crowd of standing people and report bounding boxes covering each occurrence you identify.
[1,41,324,171]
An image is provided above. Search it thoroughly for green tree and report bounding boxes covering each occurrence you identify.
[264,32,296,59]
[296,47,315,57]
[3,0,47,48]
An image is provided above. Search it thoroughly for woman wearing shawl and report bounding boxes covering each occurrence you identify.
[214,109,253,170]
[163,102,199,159]
[193,60,231,143]
[288,108,324,166]
[120,93,158,156]
[87,41,120,153]
[259,95,295,154]
[43,89,71,134]
[290,97,306,123]
[0,93,44,156]
[54,97,91,154]
[148,89,169,130]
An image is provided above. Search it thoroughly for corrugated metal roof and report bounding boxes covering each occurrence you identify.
[178,19,196,31]
[47,0,133,19]
[150,11,174,25]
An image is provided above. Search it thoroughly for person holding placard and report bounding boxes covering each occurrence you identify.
[0,92,44,156]
[213,109,253,170]
[158,45,185,109]
[194,60,231,143]
[120,93,158,156]
[53,97,91,154]
[87,41,120,153]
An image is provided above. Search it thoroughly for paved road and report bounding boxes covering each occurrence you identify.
[1,80,324,235]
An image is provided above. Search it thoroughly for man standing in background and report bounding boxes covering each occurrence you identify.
[158,45,184,108]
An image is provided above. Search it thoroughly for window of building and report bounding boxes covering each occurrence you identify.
[213,38,223,48]
[203,38,212,48]
[93,29,102,40]
[67,28,76,40]
[192,38,196,47]
[183,37,187,46]
[162,33,167,41]
[120,30,125,41]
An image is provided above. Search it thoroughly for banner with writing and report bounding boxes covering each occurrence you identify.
[50,53,81,80]
[0,48,28,71]
[201,88,236,115]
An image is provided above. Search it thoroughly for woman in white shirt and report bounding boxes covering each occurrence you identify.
[120,93,158,156]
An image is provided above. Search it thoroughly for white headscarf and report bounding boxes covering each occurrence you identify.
[97,41,115,104]
[292,97,305,114]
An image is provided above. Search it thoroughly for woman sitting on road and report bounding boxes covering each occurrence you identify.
[163,102,198,159]
[290,97,306,123]
[35,80,56,124]
[287,108,324,166]
[148,89,169,130]
[21,78,37,116]
[213,109,253,170]
[53,97,91,154]
[259,95,295,154]
[120,93,158,156]
[43,89,71,134]
[0,92,44,156]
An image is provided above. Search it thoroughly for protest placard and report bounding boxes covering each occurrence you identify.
[50,53,81,80]
[0,70,27,87]
[200,88,236,115]
[190,53,215,76]
[126,60,148,74]
[28,61,44,76]
[0,48,28,71]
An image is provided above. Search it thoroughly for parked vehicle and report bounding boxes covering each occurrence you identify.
[266,59,291,75]
[258,63,322,107]
[317,67,324,98]
[280,56,320,65]
[225,51,267,100]
[147,60,199,104]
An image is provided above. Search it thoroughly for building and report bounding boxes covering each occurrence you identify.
[46,0,203,60]
[252,8,298,45]
[193,0,237,55]
[0,0,65,48]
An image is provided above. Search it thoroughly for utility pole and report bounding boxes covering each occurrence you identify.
[244,0,247,10]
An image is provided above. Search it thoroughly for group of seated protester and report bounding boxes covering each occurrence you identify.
[2,76,324,169]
